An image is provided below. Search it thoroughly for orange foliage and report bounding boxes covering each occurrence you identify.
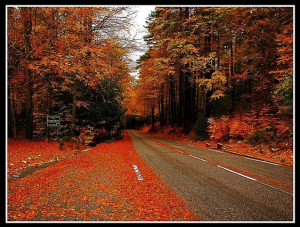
[7,139,88,179]
[208,115,254,141]
[7,131,197,221]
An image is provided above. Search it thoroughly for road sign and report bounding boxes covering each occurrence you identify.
[47,115,60,127]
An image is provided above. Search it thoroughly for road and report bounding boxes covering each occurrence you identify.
[127,130,294,221]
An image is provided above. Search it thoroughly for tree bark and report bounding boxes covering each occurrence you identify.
[21,7,34,139]
[151,98,155,129]
[72,81,77,128]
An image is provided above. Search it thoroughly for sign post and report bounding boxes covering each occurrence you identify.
[47,115,60,142]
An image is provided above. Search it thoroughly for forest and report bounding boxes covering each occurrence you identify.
[6,6,294,222]
[7,7,137,143]
[7,6,293,151]
[129,7,293,152]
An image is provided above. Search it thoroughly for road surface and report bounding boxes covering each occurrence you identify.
[127,130,293,221]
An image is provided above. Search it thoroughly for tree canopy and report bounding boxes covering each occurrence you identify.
[132,7,293,146]
[7,6,136,140]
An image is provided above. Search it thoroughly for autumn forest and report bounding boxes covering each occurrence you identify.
[6,6,294,222]
[133,7,293,147]
[8,7,293,145]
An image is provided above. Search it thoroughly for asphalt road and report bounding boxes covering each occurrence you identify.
[128,130,294,221]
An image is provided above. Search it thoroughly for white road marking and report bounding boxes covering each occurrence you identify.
[133,164,144,181]
[244,157,279,166]
[175,149,184,154]
[217,165,292,195]
[188,154,207,162]
[217,165,257,181]
[256,180,293,196]
[131,131,292,196]
[209,149,223,153]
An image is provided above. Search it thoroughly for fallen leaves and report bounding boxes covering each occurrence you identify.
[7,131,198,221]
[140,124,293,166]
[7,139,88,179]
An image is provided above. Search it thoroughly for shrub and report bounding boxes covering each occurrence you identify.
[207,116,230,141]
[210,95,232,117]
[59,141,65,150]
[228,117,252,140]
[248,130,267,143]
[194,115,208,141]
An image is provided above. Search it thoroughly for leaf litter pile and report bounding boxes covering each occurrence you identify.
[7,131,197,221]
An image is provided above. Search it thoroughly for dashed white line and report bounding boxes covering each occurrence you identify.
[175,149,184,154]
[245,157,279,166]
[131,131,292,196]
[209,149,223,153]
[189,154,207,162]
[217,165,257,181]
[133,164,144,181]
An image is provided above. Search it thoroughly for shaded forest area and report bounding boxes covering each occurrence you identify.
[129,7,293,152]
[7,7,137,144]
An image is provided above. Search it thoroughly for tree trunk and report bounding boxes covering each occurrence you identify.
[229,40,235,112]
[169,75,175,126]
[72,81,77,128]
[10,87,17,137]
[21,7,34,139]
[178,69,183,127]
[160,89,165,126]
[151,98,155,129]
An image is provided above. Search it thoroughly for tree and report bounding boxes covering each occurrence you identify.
[7,6,136,141]
[135,6,293,143]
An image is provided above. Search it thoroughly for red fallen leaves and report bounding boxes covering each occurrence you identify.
[7,131,198,221]
[7,139,88,178]
[140,124,293,166]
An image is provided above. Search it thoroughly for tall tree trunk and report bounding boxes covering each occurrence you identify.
[183,71,191,134]
[10,86,17,137]
[151,98,155,129]
[191,74,196,124]
[160,87,165,126]
[178,69,183,127]
[169,75,175,126]
[229,40,235,112]
[72,81,77,130]
[21,7,34,139]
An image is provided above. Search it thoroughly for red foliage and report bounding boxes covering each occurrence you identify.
[7,131,197,221]
[207,115,254,141]
[140,122,293,166]
[7,139,87,179]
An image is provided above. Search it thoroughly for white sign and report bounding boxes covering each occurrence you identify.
[47,115,60,127]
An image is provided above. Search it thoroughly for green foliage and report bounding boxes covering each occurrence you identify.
[274,74,293,115]
[248,130,267,144]
[77,77,126,132]
[59,141,65,151]
[210,94,232,117]
[194,115,208,141]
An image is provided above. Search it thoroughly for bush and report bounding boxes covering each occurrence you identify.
[59,141,65,150]
[194,115,208,141]
[248,130,267,144]
[228,117,252,140]
[210,95,232,117]
[207,116,230,141]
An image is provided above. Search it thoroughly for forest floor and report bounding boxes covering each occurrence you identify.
[7,131,197,221]
[138,124,293,167]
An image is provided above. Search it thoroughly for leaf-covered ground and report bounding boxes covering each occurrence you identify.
[7,138,88,179]
[140,124,293,166]
[7,131,197,221]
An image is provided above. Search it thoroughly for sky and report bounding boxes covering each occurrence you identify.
[129,6,156,78]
